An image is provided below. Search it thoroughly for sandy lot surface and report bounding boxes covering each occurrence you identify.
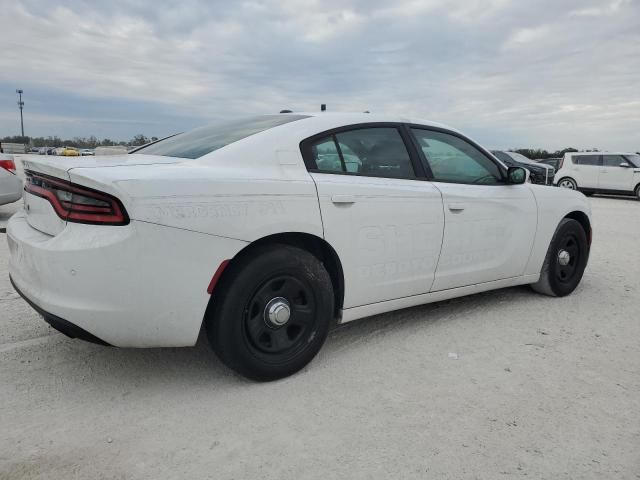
[1,196,639,479]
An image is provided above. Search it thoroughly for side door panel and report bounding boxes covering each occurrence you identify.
[599,155,634,191]
[409,127,538,291]
[301,124,445,309]
[430,183,537,291]
[574,155,601,188]
[312,174,444,307]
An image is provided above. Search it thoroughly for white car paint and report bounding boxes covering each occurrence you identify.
[554,151,640,194]
[7,113,591,348]
[0,154,23,206]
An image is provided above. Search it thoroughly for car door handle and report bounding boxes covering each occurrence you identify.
[448,203,465,212]
[331,195,356,204]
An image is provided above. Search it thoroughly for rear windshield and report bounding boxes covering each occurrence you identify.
[135,115,309,159]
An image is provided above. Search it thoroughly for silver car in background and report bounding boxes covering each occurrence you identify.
[0,154,23,206]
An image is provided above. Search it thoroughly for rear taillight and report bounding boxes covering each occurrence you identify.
[24,170,129,225]
[0,159,16,172]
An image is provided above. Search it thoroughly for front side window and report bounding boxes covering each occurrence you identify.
[573,155,600,166]
[624,154,640,167]
[309,127,415,178]
[602,154,627,167]
[413,129,502,184]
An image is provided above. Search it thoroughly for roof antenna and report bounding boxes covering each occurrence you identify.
[321,104,326,112]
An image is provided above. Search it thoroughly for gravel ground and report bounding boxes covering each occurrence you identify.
[1,196,639,480]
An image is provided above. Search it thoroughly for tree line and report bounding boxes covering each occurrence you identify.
[0,134,159,148]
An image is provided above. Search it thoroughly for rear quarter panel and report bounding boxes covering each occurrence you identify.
[67,133,323,242]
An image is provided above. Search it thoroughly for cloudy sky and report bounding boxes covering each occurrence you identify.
[0,0,639,150]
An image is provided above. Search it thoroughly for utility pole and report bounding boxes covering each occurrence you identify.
[16,89,24,137]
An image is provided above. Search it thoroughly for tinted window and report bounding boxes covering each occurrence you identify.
[540,159,560,169]
[491,150,516,166]
[624,154,640,167]
[414,129,502,184]
[310,128,415,178]
[602,154,626,167]
[136,115,309,159]
[311,138,343,173]
[573,155,600,166]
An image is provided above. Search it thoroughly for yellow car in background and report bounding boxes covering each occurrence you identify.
[61,147,80,156]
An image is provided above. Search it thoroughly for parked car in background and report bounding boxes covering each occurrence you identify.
[61,147,80,157]
[8,113,592,381]
[491,150,555,185]
[80,149,95,156]
[0,153,23,205]
[554,152,640,198]
[537,158,562,170]
[95,146,128,156]
[29,147,40,153]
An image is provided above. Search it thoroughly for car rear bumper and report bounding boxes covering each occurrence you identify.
[10,276,111,345]
[7,211,247,347]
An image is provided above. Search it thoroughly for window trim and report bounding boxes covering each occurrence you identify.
[407,124,508,185]
[299,122,426,180]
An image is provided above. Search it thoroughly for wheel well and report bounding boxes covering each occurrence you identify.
[565,211,591,245]
[558,176,576,185]
[212,232,345,319]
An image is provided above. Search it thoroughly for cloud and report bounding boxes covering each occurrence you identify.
[0,0,638,150]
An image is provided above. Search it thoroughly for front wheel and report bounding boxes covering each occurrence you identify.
[635,184,640,200]
[531,218,589,297]
[558,177,577,190]
[206,245,334,381]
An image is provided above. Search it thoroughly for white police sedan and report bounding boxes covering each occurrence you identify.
[7,113,591,380]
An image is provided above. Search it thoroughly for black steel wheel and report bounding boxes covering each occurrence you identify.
[244,275,317,358]
[531,218,589,297]
[206,244,334,381]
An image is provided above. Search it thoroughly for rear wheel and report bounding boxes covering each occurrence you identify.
[558,177,577,190]
[531,218,589,297]
[206,245,334,381]
[635,184,640,200]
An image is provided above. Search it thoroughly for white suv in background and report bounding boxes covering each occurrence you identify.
[554,152,640,198]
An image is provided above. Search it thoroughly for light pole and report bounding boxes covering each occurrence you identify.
[16,89,24,137]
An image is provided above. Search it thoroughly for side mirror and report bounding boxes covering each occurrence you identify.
[620,162,630,168]
[507,166,527,184]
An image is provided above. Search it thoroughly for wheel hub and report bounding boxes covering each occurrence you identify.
[264,297,291,327]
[558,249,571,266]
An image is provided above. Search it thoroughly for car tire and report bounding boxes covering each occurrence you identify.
[635,184,640,200]
[557,177,577,190]
[531,218,589,297]
[206,244,334,381]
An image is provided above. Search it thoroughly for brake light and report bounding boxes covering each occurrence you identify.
[0,159,16,172]
[24,171,129,225]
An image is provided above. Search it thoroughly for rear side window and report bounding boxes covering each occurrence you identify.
[135,115,309,159]
[573,155,600,166]
[308,127,415,178]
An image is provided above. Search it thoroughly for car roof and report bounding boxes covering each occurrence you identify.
[568,151,636,155]
[271,112,463,141]
[291,111,454,128]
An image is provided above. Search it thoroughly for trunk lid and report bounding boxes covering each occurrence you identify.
[20,154,180,236]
